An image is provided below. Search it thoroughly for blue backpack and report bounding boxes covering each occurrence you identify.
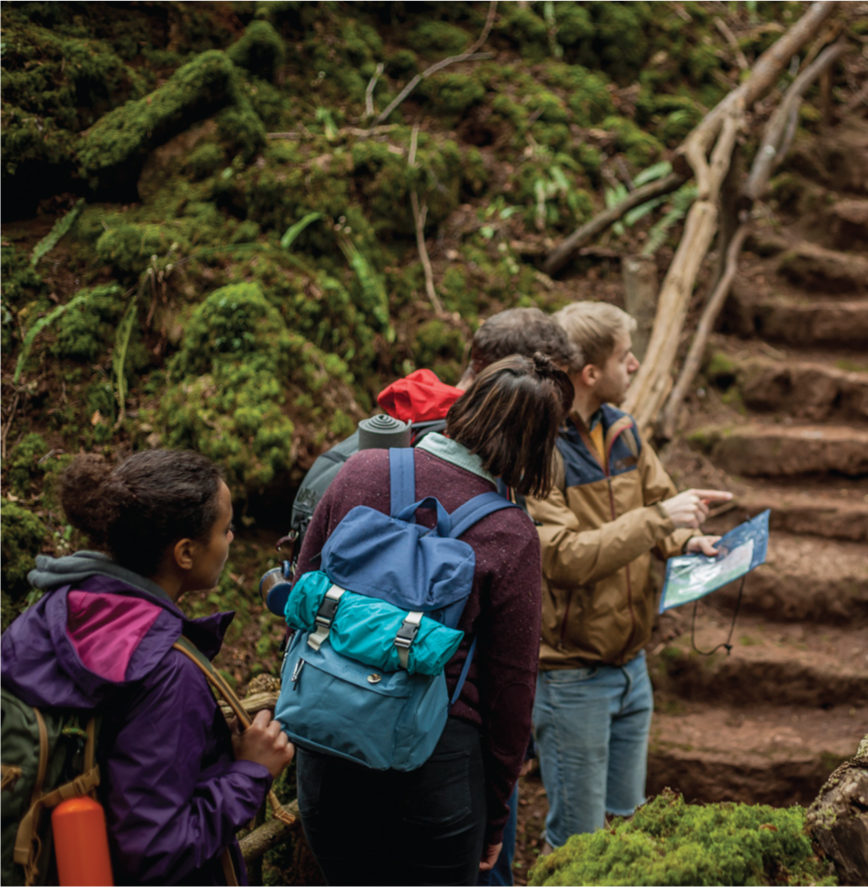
[274,448,516,771]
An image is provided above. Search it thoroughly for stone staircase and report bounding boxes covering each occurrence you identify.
[647,177,868,807]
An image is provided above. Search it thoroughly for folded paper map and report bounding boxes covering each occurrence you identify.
[659,509,770,612]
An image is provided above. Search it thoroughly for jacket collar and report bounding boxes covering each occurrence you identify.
[415,432,496,486]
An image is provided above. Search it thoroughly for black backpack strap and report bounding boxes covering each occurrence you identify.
[448,492,518,539]
[389,447,416,518]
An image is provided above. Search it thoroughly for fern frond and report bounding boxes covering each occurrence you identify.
[280,212,325,250]
[31,199,85,267]
[641,185,698,257]
[338,235,390,332]
[13,289,94,383]
[112,299,138,424]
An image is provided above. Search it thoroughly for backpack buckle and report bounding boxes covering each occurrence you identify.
[394,611,424,669]
[308,586,345,651]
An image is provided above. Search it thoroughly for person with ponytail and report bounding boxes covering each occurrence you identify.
[1,450,294,885]
[292,354,574,886]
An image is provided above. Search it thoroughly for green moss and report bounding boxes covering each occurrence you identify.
[600,116,664,169]
[1,501,47,629]
[50,283,128,363]
[161,283,354,494]
[188,142,227,180]
[227,20,285,83]
[413,320,466,386]
[408,21,470,58]
[530,789,837,887]
[7,434,50,497]
[420,72,486,115]
[543,63,614,127]
[95,226,181,277]
[705,352,738,387]
[687,426,724,453]
[78,50,261,191]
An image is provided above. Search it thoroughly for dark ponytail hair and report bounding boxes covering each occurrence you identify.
[445,353,573,497]
[60,450,224,578]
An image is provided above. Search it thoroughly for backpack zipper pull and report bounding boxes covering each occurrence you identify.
[291,658,305,689]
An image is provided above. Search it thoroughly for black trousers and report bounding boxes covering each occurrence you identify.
[296,718,487,886]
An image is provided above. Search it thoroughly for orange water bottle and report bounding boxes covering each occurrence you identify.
[51,795,114,886]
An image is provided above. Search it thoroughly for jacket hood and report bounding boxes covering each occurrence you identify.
[377,369,463,424]
[2,553,234,710]
[28,550,174,601]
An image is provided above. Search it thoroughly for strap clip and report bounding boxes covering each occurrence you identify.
[394,611,424,669]
[308,586,345,651]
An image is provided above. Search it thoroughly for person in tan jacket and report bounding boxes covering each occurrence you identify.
[526,302,730,849]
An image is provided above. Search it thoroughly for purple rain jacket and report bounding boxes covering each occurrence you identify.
[1,551,273,886]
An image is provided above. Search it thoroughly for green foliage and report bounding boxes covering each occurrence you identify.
[1,501,47,630]
[529,790,837,887]
[7,434,50,497]
[601,116,664,169]
[95,225,180,277]
[112,299,138,417]
[188,142,226,180]
[227,20,285,82]
[412,320,466,386]
[641,185,697,256]
[30,199,85,267]
[162,283,354,493]
[78,50,255,186]
[420,72,486,115]
[281,213,326,250]
[14,284,119,382]
[408,21,470,57]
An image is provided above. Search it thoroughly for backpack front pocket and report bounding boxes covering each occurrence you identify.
[277,634,435,771]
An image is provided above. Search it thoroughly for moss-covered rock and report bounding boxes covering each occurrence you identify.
[161,282,357,494]
[1,501,47,630]
[529,789,836,886]
[227,20,286,83]
[79,50,263,197]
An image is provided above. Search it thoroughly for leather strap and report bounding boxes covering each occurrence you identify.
[171,640,296,828]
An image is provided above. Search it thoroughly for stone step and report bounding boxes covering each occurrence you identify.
[703,531,868,625]
[649,615,868,707]
[716,354,868,423]
[777,242,868,294]
[755,298,868,348]
[706,488,868,544]
[648,702,865,806]
[828,198,868,250]
[689,422,868,477]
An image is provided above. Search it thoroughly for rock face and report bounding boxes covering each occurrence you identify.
[806,736,868,886]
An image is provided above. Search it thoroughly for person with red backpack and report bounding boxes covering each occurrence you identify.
[287,354,574,886]
[1,450,294,886]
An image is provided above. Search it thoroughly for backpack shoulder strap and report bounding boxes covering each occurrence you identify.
[389,447,416,518]
[171,638,296,828]
[448,492,517,539]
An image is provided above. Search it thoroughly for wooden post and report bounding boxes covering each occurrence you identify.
[622,255,658,362]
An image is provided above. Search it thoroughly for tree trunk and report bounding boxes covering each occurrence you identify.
[806,735,868,886]
[622,255,658,362]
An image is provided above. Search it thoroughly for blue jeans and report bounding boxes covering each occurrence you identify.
[533,651,653,847]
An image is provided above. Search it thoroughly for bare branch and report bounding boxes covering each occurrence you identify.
[542,171,687,276]
[365,62,385,119]
[371,1,498,128]
[407,124,443,313]
[714,17,749,71]
[657,221,749,440]
[240,800,302,863]
[745,41,848,201]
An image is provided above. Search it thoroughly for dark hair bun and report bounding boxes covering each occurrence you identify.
[60,454,116,547]
[59,450,224,577]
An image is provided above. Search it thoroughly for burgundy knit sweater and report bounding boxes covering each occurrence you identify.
[295,447,542,845]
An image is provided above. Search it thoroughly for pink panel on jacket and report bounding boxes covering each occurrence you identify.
[67,591,162,682]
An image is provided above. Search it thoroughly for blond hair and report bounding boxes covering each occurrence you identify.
[553,302,637,369]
